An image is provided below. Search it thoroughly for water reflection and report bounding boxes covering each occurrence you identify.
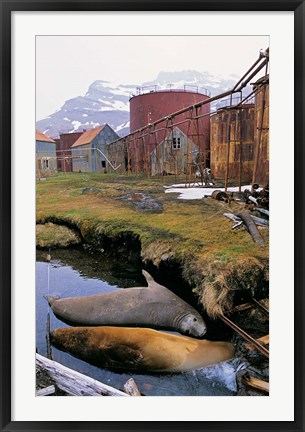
[36,248,237,396]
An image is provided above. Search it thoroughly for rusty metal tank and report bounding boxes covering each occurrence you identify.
[252,76,269,186]
[129,86,211,152]
[210,103,255,183]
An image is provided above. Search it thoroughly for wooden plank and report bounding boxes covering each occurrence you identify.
[228,302,254,314]
[258,334,269,345]
[36,354,129,397]
[36,385,56,396]
[241,375,269,394]
[123,378,142,396]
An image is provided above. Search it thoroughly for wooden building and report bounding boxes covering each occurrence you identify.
[71,124,119,173]
[36,129,57,177]
[151,127,199,176]
[56,131,83,172]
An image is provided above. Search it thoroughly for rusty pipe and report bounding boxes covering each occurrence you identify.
[220,315,269,358]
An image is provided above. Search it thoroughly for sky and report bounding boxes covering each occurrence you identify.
[36,35,269,120]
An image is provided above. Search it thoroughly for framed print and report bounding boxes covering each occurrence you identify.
[1,1,304,431]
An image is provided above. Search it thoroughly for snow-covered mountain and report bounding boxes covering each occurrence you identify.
[36,70,242,139]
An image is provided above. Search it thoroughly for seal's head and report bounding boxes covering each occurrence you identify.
[179,313,207,338]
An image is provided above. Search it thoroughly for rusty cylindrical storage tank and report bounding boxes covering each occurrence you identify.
[129,88,210,153]
[210,104,255,183]
[252,76,269,186]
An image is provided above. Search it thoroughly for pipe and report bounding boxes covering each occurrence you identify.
[232,56,263,91]
[220,315,269,358]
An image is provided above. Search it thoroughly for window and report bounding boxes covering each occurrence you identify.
[43,159,49,169]
[172,137,181,149]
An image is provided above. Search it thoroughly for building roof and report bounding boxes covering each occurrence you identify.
[71,125,107,148]
[36,129,56,143]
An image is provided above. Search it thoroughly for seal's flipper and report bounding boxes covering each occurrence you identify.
[44,294,60,306]
[142,270,165,289]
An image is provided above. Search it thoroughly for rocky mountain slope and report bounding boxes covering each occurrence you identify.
[36,70,241,139]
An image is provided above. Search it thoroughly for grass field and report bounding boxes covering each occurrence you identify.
[36,172,269,317]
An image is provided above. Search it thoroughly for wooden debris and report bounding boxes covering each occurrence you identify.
[252,298,269,315]
[245,334,269,351]
[256,208,269,217]
[232,221,244,230]
[248,195,258,206]
[36,385,56,396]
[220,315,269,358]
[227,302,254,314]
[223,212,267,227]
[224,213,241,223]
[236,211,265,247]
[212,190,231,203]
[123,378,142,396]
[36,354,129,397]
[250,215,269,226]
[241,374,269,394]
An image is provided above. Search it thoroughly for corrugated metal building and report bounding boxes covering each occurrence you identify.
[107,86,211,176]
[56,131,83,172]
[210,76,269,186]
[36,129,57,177]
[151,127,199,176]
[71,124,119,173]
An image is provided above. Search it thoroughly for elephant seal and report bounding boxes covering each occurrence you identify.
[45,270,207,337]
[51,326,234,372]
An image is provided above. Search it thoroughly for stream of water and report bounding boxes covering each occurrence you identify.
[36,248,238,396]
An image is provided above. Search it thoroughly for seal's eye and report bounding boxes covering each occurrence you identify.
[193,318,197,322]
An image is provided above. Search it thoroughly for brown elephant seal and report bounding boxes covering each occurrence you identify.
[45,270,207,337]
[51,326,234,372]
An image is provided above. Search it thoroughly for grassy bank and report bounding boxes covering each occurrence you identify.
[36,172,269,317]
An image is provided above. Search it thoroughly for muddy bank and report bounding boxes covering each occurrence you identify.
[36,217,268,320]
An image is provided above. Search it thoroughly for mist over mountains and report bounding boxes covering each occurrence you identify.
[36,70,240,139]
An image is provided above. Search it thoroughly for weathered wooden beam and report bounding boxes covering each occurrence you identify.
[36,385,56,396]
[241,375,269,394]
[123,378,142,396]
[36,354,129,397]
[227,302,254,314]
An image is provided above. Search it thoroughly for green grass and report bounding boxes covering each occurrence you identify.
[36,172,269,316]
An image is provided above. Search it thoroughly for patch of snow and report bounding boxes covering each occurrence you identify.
[98,107,115,112]
[164,184,253,200]
[63,117,70,121]
[115,121,130,132]
[98,99,129,111]
[111,88,130,96]
[82,114,88,117]
[71,121,82,131]
[43,129,50,134]
[197,358,245,393]
[112,100,129,111]
[90,122,100,128]
[101,100,112,106]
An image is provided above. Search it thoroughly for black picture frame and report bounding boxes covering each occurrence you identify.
[1,1,304,431]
